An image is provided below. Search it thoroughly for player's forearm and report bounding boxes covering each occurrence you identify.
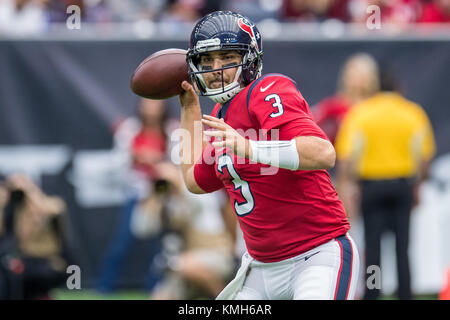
[178,81,208,193]
[180,105,204,171]
[246,136,335,171]
[179,105,208,194]
[179,81,206,171]
[295,136,336,170]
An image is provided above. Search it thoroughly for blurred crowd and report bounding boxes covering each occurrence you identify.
[0,98,239,300]
[0,49,449,299]
[0,0,449,36]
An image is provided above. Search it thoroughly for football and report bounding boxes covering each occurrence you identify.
[130,48,190,100]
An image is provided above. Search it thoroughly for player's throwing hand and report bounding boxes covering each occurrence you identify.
[179,80,199,109]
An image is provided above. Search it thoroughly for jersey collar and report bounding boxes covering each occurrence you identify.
[216,91,238,119]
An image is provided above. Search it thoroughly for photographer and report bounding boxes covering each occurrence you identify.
[147,162,235,300]
[0,173,73,299]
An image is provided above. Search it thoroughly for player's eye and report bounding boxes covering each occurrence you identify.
[202,55,213,61]
[224,55,237,61]
[228,53,241,59]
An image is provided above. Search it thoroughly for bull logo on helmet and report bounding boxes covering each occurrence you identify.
[238,18,259,51]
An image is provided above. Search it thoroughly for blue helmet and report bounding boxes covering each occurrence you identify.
[187,11,263,103]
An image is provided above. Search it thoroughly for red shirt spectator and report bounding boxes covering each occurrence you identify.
[282,0,351,22]
[313,53,379,145]
[419,0,450,22]
[313,95,352,145]
[131,128,167,179]
[349,0,421,24]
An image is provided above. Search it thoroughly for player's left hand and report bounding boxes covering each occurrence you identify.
[202,114,252,159]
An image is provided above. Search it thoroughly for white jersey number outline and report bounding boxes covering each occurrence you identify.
[217,154,254,216]
[265,93,284,118]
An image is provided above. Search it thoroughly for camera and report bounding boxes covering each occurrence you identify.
[154,179,170,194]
[9,189,25,204]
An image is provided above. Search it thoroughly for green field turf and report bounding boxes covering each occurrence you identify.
[50,289,150,300]
[50,288,438,300]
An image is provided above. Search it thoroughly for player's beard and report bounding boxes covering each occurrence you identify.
[206,70,232,89]
[208,77,225,89]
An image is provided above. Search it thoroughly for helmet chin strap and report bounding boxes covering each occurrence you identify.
[208,85,243,104]
[205,66,243,104]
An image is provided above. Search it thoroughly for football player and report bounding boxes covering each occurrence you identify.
[178,11,359,300]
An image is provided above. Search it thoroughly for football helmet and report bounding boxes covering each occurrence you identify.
[186,11,263,104]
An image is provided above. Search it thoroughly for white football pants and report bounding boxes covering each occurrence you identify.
[217,233,360,300]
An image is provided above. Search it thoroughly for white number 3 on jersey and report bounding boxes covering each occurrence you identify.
[265,93,284,118]
[217,154,254,217]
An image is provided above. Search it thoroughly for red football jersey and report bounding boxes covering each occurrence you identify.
[194,74,350,262]
[313,95,352,145]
